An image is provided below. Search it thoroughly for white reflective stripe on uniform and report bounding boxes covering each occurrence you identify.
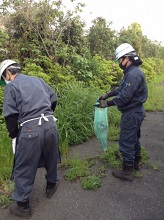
[20,113,57,126]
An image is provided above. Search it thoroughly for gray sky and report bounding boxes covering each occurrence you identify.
[63,0,164,44]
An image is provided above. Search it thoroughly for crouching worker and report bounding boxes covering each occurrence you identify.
[96,43,148,182]
[0,60,60,218]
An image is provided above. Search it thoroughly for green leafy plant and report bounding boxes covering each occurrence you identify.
[99,144,150,170]
[55,82,100,155]
[133,172,143,178]
[0,195,12,208]
[150,163,160,171]
[99,144,122,169]
[97,165,106,178]
[63,157,90,181]
[144,74,164,111]
[108,108,121,141]
[81,175,101,190]
[0,180,14,208]
[140,146,149,164]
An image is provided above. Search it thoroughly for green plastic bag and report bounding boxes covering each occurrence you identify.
[94,101,108,151]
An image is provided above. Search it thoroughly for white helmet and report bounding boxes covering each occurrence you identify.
[0,59,19,78]
[115,43,135,61]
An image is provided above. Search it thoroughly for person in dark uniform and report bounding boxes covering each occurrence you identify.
[0,59,60,218]
[96,43,148,182]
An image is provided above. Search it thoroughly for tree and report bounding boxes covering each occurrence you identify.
[62,16,86,54]
[0,0,85,64]
[87,17,116,60]
[117,22,143,56]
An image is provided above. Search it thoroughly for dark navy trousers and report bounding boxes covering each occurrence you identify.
[119,106,145,166]
[12,117,59,202]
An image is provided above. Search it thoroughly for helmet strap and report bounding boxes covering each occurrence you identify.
[6,70,11,80]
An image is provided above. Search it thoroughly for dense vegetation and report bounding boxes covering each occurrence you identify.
[0,0,164,195]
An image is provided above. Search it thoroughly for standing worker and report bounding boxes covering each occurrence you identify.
[0,59,60,218]
[96,43,148,182]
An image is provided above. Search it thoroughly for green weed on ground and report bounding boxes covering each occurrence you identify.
[60,144,153,191]
[81,175,101,190]
[0,180,14,208]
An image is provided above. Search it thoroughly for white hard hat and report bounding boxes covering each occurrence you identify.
[115,43,135,61]
[0,59,19,78]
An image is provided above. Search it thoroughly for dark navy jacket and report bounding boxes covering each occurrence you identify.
[3,73,57,138]
[113,64,148,112]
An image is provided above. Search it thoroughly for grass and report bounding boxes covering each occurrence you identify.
[62,157,90,181]
[0,129,14,184]
[55,83,100,154]
[108,108,121,141]
[60,156,102,190]
[144,74,164,111]
[81,175,101,190]
[0,180,14,208]
[99,144,122,169]
[151,163,160,171]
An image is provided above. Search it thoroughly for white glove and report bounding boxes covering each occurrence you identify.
[12,138,16,154]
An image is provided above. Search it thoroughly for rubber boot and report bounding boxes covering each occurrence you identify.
[134,155,142,170]
[10,199,31,219]
[112,163,134,182]
[46,181,57,198]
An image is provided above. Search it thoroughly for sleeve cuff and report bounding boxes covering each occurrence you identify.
[107,90,116,98]
[107,100,115,106]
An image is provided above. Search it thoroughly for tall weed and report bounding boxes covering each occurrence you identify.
[144,74,164,111]
[0,127,13,184]
[55,82,100,154]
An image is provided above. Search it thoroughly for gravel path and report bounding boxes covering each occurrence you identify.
[0,111,164,220]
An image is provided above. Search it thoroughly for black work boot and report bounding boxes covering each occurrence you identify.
[46,181,57,198]
[10,199,31,218]
[112,163,134,182]
[134,155,142,170]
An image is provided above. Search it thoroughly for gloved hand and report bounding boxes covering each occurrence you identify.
[95,100,108,108]
[98,93,109,100]
[12,138,16,154]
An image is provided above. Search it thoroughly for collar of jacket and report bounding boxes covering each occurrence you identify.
[123,64,134,75]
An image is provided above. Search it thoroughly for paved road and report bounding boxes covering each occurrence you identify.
[0,111,164,220]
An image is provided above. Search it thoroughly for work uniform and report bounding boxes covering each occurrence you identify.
[112,64,148,165]
[3,73,59,202]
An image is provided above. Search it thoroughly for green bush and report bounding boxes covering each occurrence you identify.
[23,63,51,84]
[55,82,100,154]
[0,130,13,184]
[144,74,164,111]
[141,58,156,82]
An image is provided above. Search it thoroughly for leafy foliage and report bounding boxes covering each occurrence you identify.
[63,157,90,181]
[117,23,143,57]
[55,82,99,154]
[81,175,101,190]
[99,144,122,169]
[88,17,116,60]
[0,129,13,184]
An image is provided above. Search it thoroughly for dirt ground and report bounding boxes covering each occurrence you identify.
[0,111,164,220]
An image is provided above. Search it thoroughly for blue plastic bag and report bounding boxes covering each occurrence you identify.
[94,101,108,151]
